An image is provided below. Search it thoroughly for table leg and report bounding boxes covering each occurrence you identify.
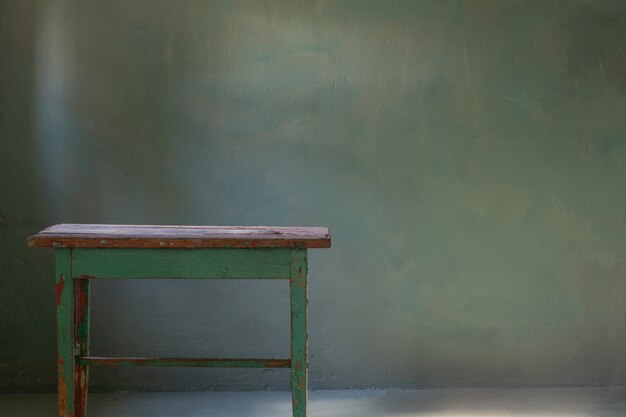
[290,249,308,417]
[55,249,75,417]
[75,278,90,417]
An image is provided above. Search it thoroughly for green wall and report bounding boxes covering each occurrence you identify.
[1,0,626,392]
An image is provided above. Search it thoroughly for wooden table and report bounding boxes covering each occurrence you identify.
[28,224,331,417]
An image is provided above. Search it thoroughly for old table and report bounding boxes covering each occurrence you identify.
[28,224,331,417]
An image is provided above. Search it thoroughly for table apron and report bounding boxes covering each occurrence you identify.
[69,248,293,279]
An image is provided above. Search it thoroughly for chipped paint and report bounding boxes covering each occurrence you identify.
[57,355,69,417]
[55,274,65,306]
[291,249,308,416]
[77,275,96,280]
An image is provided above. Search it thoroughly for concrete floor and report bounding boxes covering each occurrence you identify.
[1,388,626,417]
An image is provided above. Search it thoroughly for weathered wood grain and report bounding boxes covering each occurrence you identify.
[72,248,291,279]
[28,224,331,249]
[76,357,290,368]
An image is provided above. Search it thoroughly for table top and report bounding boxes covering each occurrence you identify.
[28,224,331,249]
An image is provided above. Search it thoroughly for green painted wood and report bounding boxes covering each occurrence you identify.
[76,357,291,368]
[74,278,90,417]
[71,248,291,279]
[41,227,326,417]
[55,249,75,417]
[290,249,308,417]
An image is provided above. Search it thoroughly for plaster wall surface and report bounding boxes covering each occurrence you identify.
[1,0,625,391]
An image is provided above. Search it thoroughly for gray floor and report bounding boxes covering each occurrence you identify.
[2,388,626,417]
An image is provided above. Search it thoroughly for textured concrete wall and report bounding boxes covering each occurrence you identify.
[1,0,626,392]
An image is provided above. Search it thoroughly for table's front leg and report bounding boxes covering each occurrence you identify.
[290,249,308,417]
[55,249,75,417]
[74,278,90,417]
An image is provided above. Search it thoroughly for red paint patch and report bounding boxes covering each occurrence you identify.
[75,368,88,417]
[75,281,88,330]
[57,355,68,416]
[55,275,65,306]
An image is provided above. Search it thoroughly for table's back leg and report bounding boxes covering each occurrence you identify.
[75,278,90,417]
[55,249,75,417]
[290,249,308,417]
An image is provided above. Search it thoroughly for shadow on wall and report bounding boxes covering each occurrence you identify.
[20,0,320,393]
[33,1,213,221]
[0,0,57,393]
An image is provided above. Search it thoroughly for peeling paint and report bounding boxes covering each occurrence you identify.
[55,274,65,306]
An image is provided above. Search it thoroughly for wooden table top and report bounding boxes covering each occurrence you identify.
[28,224,331,249]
